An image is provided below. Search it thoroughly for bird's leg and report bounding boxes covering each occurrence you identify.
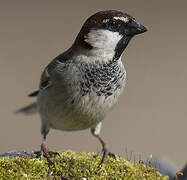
[91,122,116,166]
[95,134,109,165]
[41,134,60,165]
[41,135,54,164]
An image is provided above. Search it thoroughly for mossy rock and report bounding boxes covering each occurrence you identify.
[0,150,168,179]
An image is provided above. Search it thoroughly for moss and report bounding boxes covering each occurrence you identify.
[0,150,168,180]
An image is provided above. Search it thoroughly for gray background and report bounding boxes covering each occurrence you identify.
[0,0,186,169]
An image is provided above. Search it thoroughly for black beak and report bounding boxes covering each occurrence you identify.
[126,19,147,36]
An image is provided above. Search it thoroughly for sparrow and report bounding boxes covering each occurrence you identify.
[17,10,147,165]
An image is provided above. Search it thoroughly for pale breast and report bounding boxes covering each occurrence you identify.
[38,58,126,131]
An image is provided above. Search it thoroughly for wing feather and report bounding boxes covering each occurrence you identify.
[28,54,67,96]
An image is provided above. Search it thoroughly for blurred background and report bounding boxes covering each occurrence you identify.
[0,0,186,169]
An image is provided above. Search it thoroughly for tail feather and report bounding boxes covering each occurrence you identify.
[28,90,39,97]
[15,102,38,115]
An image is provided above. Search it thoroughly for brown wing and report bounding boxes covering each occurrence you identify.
[39,63,53,90]
[39,58,63,90]
[29,53,67,97]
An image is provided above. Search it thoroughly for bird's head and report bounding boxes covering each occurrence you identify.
[74,10,147,60]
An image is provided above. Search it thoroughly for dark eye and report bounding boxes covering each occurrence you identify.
[109,20,116,26]
[108,19,121,30]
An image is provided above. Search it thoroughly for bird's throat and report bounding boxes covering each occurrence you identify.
[114,36,132,60]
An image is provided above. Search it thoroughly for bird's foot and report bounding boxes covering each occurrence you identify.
[48,151,60,157]
[33,151,42,158]
[94,149,116,166]
[47,150,61,164]
[43,150,61,165]
[34,150,60,158]
[41,142,60,165]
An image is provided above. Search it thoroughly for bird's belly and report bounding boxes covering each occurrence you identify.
[39,86,123,131]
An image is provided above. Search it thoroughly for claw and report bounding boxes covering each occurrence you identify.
[108,152,116,160]
[94,149,116,167]
[43,151,55,165]
[48,151,61,157]
[99,151,116,166]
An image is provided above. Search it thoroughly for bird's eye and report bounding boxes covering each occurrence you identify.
[109,20,117,27]
[108,19,121,29]
[110,20,116,26]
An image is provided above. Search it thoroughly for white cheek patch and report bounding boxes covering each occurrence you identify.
[84,29,122,49]
[113,16,129,23]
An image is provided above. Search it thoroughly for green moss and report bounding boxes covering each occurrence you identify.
[0,150,168,180]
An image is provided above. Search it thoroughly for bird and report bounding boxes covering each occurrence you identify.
[17,10,147,165]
